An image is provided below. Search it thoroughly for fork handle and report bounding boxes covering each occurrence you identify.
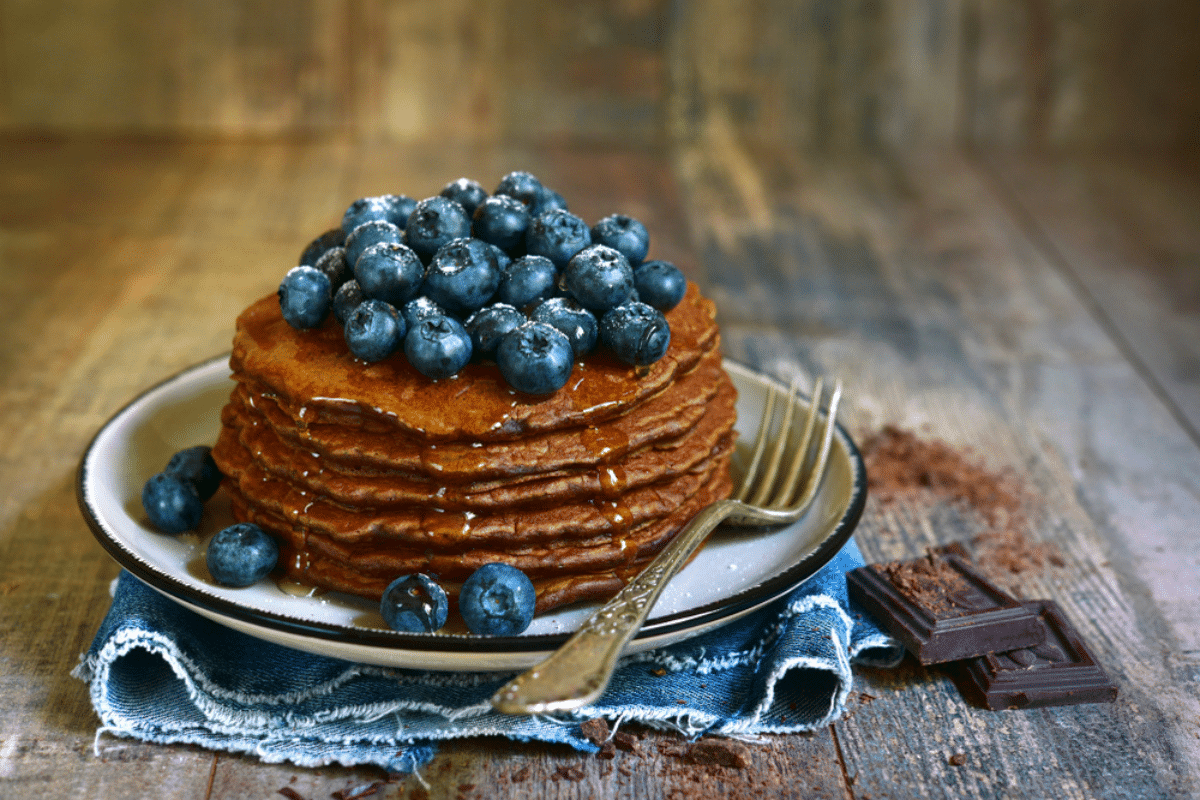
[490,498,739,715]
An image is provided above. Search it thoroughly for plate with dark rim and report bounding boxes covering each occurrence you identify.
[77,355,866,671]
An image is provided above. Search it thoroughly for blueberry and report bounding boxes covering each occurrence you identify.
[345,220,403,268]
[496,321,574,395]
[400,295,447,331]
[381,194,418,228]
[333,279,366,325]
[344,299,405,362]
[465,303,525,359]
[494,171,543,207]
[299,227,346,267]
[525,209,591,270]
[278,266,332,329]
[342,195,416,234]
[405,196,472,261]
[354,241,425,306]
[529,297,598,357]
[528,186,568,218]
[141,472,203,534]
[488,243,513,274]
[425,238,501,314]
[404,314,473,379]
[164,445,222,502]
[472,195,531,253]
[458,563,536,636]
[440,178,488,217]
[313,246,350,290]
[591,214,650,267]
[600,302,671,366]
[633,260,687,312]
[380,573,449,633]
[498,255,557,309]
[562,244,634,312]
[206,523,279,588]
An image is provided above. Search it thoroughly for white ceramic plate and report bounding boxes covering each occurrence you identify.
[78,356,865,671]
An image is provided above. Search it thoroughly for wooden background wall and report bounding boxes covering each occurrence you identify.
[1,0,1197,149]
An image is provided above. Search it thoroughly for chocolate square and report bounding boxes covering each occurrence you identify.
[848,551,1045,665]
[950,599,1118,710]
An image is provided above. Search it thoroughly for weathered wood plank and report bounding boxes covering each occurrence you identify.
[977,153,1200,443]
[672,139,1200,797]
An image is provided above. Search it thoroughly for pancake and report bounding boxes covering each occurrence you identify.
[211,281,738,613]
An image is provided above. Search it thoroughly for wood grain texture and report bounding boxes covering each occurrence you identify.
[2,135,1200,797]
[3,0,1198,149]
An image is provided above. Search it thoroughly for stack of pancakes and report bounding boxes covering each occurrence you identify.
[211,282,737,613]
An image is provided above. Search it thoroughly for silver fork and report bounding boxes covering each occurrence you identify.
[491,377,844,715]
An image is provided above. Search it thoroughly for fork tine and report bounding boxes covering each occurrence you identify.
[733,383,778,502]
[748,377,801,507]
[767,377,824,508]
[785,378,842,511]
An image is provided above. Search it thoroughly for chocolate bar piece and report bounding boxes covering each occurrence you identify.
[848,550,1045,664]
[949,600,1118,710]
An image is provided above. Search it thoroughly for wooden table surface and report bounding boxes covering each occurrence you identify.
[1,135,1198,799]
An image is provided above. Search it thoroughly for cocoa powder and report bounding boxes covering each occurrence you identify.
[860,426,1061,582]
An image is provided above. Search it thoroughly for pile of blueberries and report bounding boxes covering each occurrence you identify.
[143,445,540,635]
[278,171,688,394]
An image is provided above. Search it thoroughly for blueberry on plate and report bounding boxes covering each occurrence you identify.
[354,241,425,306]
[440,178,488,217]
[472,195,531,253]
[530,296,598,357]
[278,266,332,329]
[332,279,366,326]
[299,227,346,267]
[206,523,279,588]
[313,246,350,290]
[494,171,543,207]
[465,303,525,359]
[400,295,447,331]
[381,573,449,633]
[345,220,403,268]
[528,185,568,218]
[425,238,501,314]
[633,260,687,312]
[488,242,513,274]
[342,195,416,234]
[164,445,222,502]
[498,254,557,309]
[344,298,406,362]
[458,563,536,636]
[405,196,472,262]
[591,214,650,267]
[562,244,635,312]
[342,196,390,234]
[496,321,574,395]
[600,302,671,366]
[525,209,591,270]
[141,472,203,534]
[404,314,473,379]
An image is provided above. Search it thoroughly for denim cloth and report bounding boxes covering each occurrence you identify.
[74,538,900,773]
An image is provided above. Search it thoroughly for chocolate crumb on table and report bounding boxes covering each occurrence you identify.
[683,738,751,769]
[579,717,609,746]
[613,731,639,753]
[860,426,1062,585]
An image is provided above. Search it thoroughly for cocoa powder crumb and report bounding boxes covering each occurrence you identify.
[683,738,751,769]
[580,717,609,746]
[613,732,639,753]
[509,765,531,783]
[278,788,307,800]
[949,753,968,766]
[552,764,585,782]
[598,741,617,759]
[861,426,1061,584]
